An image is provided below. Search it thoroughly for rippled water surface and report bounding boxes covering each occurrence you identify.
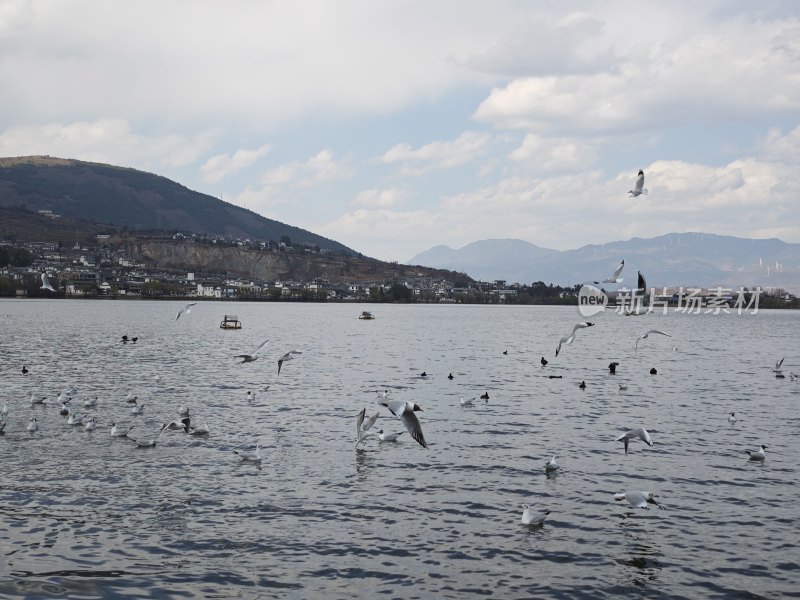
[1,299,799,599]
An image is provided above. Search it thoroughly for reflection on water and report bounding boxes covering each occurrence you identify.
[0,300,799,598]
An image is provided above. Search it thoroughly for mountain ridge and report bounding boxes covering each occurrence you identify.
[0,155,355,255]
[409,233,800,291]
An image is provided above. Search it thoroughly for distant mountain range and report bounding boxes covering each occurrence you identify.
[0,155,355,255]
[409,233,800,291]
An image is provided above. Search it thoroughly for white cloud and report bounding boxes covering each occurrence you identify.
[352,188,407,208]
[473,17,800,134]
[509,133,598,173]
[379,131,491,174]
[261,149,354,188]
[0,118,216,169]
[201,144,272,183]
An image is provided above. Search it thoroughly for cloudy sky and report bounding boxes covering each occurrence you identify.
[1,1,799,261]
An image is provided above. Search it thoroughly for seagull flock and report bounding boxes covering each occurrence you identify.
[3,258,781,531]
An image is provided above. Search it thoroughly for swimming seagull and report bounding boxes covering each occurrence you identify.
[377,399,428,449]
[727,412,737,425]
[234,444,264,463]
[595,259,625,284]
[628,170,648,197]
[745,444,767,461]
[616,427,653,454]
[27,418,39,432]
[30,393,47,406]
[133,436,159,448]
[520,504,550,526]
[635,330,672,354]
[0,420,6,434]
[189,423,210,436]
[67,413,85,425]
[544,456,559,472]
[125,392,138,404]
[378,429,404,442]
[460,396,476,406]
[59,401,71,416]
[356,407,380,448]
[131,403,145,415]
[618,383,629,392]
[235,338,270,364]
[0,403,7,417]
[277,350,302,375]
[83,397,97,408]
[111,422,135,437]
[161,417,191,433]
[614,490,663,509]
[84,418,98,431]
[40,272,57,293]
[175,302,198,321]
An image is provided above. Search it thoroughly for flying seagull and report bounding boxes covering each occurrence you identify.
[595,259,625,284]
[614,490,663,509]
[616,427,653,454]
[277,350,302,375]
[235,338,270,364]
[377,399,427,449]
[175,302,198,321]
[628,170,648,197]
[355,407,380,448]
[625,271,648,316]
[40,272,56,293]
[635,330,672,354]
[773,357,785,377]
[555,322,595,357]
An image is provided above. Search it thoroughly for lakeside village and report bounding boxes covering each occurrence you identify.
[0,233,796,309]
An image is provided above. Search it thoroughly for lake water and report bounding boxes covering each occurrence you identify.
[0,300,798,599]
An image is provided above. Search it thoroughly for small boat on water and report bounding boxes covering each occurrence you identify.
[358,311,375,320]
[220,315,242,329]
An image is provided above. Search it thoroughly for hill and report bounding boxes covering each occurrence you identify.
[0,155,354,254]
[409,233,800,291]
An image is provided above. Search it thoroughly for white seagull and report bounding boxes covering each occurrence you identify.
[520,504,550,526]
[84,418,98,431]
[356,407,380,448]
[378,429,404,443]
[175,302,198,321]
[377,399,427,449]
[0,403,7,417]
[614,490,663,509]
[111,422,135,437]
[59,401,71,416]
[595,259,625,284]
[544,456,559,472]
[278,350,303,375]
[773,357,785,377]
[30,393,47,406]
[40,272,57,293]
[131,403,145,415]
[634,330,672,354]
[27,418,39,432]
[628,170,648,197]
[616,427,654,454]
[189,423,210,435]
[235,338,270,364]
[745,444,767,461]
[555,322,595,357]
[234,444,264,463]
[727,412,737,425]
[67,413,85,426]
[83,397,98,408]
[460,396,476,407]
[161,416,191,433]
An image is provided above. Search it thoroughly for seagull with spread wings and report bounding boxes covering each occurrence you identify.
[235,338,270,364]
